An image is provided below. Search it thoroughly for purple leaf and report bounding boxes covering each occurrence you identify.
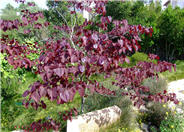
[78,65,85,73]
[81,57,86,63]
[107,16,112,23]
[39,86,47,97]
[22,90,30,97]
[91,33,98,42]
[47,88,57,101]
[59,89,70,102]
[98,57,104,65]
[87,84,95,94]
[31,91,40,103]
[125,57,130,64]
[78,86,85,97]
[54,68,64,77]
[71,55,77,63]
[28,2,35,6]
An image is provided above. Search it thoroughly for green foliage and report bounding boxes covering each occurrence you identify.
[44,1,71,26]
[157,5,184,61]
[43,1,85,40]
[143,77,168,95]
[141,103,171,128]
[106,1,133,22]
[106,1,184,61]
[12,93,81,131]
[160,113,184,132]
[120,52,156,68]
[0,53,27,81]
[85,92,138,132]
[0,4,19,20]
[100,104,139,132]
[1,72,37,130]
[137,77,171,130]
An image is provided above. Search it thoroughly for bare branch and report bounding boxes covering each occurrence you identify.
[55,8,69,27]
[70,15,76,49]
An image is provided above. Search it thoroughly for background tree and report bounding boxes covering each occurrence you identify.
[157,5,184,61]
[44,1,71,26]
[1,4,19,20]
[105,1,184,61]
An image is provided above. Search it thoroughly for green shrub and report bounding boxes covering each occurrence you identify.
[120,52,157,68]
[137,77,171,129]
[85,91,138,132]
[1,71,38,130]
[143,77,168,95]
[160,113,184,132]
[156,6,184,61]
[12,93,81,131]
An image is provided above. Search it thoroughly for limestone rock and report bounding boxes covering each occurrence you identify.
[67,105,122,132]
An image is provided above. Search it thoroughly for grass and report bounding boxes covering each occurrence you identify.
[161,60,184,82]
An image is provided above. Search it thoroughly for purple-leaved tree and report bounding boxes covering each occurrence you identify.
[0,0,178,131]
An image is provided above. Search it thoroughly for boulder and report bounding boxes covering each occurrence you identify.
[67,105,122,132]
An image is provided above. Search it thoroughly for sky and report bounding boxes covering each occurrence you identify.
[0,0,183,14]
[0,0,48,10]
[0,0,170,10]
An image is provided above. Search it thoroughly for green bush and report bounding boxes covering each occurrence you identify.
[160,113,184,132]
[137,77,171,129]
[1,71,38,130]
[156,6,184,61]
[85,91,138,132]
[120,52,156,68]
[143,77,168,95]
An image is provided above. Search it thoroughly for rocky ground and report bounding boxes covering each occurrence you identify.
[168,79,184,113]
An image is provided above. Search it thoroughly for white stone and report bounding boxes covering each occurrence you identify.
[167,79,184,113]
[168,79,184,101]
[67,105,122,132]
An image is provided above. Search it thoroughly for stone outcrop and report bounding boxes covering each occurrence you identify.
[67,105,122,132]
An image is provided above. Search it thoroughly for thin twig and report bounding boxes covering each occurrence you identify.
[55,8,69,27]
